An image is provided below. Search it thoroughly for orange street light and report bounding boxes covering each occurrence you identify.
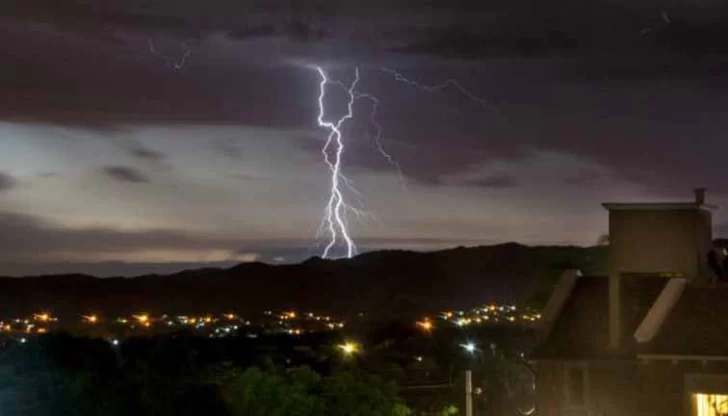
[416,319,434,332]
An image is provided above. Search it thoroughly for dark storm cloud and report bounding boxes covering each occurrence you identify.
[8,0,728,49]
[393,2,728,59]
[466,173,518,189]
[3,0,728,198]
[2,0,345,41]
[0,211,474,257]
[228,173,263,181]
[3,0,728,128]
[102,166,151,183]
[0,172,17,192]
[215,140,244,159]
[0,211,241,255]
[129,145,166,162]
[565,168,603,188]
[0,210,476,275]
[397,26,579,59]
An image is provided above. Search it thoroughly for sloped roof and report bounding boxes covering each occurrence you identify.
[644,284,728,356]
[534,275,667,360]
[620,275,670,351]
[533,275,611,359]
[634,279,686,343]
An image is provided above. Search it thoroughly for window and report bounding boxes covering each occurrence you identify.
[564,363,588,407]
[693,393,728,416]
[686,374,728,416]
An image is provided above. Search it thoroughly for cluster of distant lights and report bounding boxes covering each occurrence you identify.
[0,310,346,343]
[1,312,528,378]
[415,304,541,332]
[111,313,249,333]
[0,313,57,335]
[267,310,346,334]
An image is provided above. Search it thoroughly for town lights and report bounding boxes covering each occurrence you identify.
[457,318,472,327]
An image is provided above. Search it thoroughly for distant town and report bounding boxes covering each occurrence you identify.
[0,303,541,344]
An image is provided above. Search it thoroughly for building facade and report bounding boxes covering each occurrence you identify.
[535,189,728,416]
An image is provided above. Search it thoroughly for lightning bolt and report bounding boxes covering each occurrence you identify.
[315,66,360,259]
[312,66,491,258]
[148,39,192,71]
[380,67,493,110]
[354,91,408,192]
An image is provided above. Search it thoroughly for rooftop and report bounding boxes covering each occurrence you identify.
[602,188,718,211]
[602,202,717,211]
[535,274,728,359]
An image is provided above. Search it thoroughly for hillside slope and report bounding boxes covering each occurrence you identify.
[0,243,607,320]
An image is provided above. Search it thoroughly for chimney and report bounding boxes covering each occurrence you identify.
[695,188,706,206]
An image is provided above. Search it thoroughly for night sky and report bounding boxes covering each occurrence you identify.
[3,0,728,276]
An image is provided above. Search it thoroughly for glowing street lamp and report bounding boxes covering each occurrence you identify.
[34,313,50,322]
[133,314,150,327]
[459,342,479,416]
[416,319,433,332]
[338,341,360,356]
[461,342,477,354]
[83,315,98,324]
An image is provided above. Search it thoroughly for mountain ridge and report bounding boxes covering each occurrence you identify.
[0,243,608,320]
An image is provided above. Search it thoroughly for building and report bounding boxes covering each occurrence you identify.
[535,189,728,416]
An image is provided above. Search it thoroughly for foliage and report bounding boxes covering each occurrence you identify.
[0,334,226,416]
[0,323,527,416]
[439,404,459,415]
[217,364,412,416]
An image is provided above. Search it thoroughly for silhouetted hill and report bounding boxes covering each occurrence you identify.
[0,244,607,320]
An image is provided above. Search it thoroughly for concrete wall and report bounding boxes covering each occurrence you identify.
[637,360,728,416]
[538,360,728,416]
[636,361,686,416]
[536,361,638,416]
[608,209,712,280]
[536,361,565,416]
[607,208,712,348]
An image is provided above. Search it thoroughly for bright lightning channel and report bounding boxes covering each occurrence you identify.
[312,66,491,259]
[315,66,360,259]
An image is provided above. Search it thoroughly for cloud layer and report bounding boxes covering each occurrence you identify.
[0,172,16,192]
[1,1,728,275]
[102,166,151,183]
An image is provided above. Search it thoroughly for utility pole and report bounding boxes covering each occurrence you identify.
[465,369,473,416]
